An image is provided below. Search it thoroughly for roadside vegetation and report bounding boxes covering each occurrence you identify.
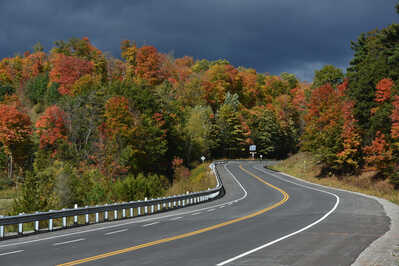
[166,162,217,196]
[270,152,399,205]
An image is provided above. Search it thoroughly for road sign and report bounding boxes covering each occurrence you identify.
[260,154,263,160]
[201,156,206,163]
[249,145,256,151]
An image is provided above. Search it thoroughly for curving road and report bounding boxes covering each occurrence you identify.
[0,161,390,265]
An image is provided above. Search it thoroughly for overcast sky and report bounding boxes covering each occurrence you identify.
[1,0,398,81]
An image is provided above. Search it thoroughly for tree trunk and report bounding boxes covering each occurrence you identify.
[8,153,13,180]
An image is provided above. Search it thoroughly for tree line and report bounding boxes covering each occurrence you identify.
[0,38,300,214]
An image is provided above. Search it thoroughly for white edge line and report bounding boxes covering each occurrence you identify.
[0,249,24,256]
[191,212,201,216]
[0,162,248,249]
[216,165,340,266]
[142,222,160,227]
[53,238,85,246]
[104,229,128,236]
[169,216,183,221]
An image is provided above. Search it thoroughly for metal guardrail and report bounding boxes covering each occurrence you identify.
[0,161,226,239]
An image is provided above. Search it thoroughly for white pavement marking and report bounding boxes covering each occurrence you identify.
[53,238,85,246]
[219,206,225,208]
[0,162,248,249]
[0,250,24,256]
[191,212,202,216]
[169,216,183,221]
[207,209,215,212]
[142,222,160,227]
[104,229,128,236]
[216,165,340,266]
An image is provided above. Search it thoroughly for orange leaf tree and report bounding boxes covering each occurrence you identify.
[0,103,32,178]
[363,131,393,177]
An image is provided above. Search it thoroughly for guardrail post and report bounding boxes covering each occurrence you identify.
[49,211,53,231]
[18,213,23,236]
[85,207,89,224]
[130,207,133,217]
[104,204,109,221]
[144,198,148,214]
[95,210,99,223]
[35,211,40,232]
[61,209,67,228]
[151,204,154,214]
[0,216,4,239]
[74,204,78,224]
[122,209,126,218]
[157,203,160,212]
[114,210,118,220]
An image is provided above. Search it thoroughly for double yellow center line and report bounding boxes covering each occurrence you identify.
[58,165,290,265]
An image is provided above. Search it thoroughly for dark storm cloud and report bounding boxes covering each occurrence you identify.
[0,0,397,81]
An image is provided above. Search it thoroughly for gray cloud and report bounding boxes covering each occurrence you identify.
[0,0,397,81]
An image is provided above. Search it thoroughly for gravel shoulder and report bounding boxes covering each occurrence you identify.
[352,196,399,266]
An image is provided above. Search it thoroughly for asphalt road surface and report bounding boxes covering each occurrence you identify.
[0,161,390,265]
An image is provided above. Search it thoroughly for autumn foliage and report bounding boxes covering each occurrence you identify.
[375,78,393,103]
[0,34,398,214]
[35,105,67,149]
[391,96,399,139]
[49,53,93,95]
[363,131,393,175]
[0,104,32,152]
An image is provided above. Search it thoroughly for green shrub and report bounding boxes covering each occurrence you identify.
[25,74,60,106]
[0,85,15,101]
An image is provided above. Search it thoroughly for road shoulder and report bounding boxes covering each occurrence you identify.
[270,167,399,266]
[352,196,399,266]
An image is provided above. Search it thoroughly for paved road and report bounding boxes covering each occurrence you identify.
[0,161,390,265]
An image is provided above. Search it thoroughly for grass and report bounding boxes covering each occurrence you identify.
[270,152,399,206]
[165,163,217,196]
[0,186,17,215]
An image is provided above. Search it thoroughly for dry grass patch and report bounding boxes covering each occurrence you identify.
[165,163,217,196]
[270,152,399,206]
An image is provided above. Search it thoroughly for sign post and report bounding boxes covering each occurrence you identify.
[201,156,206,163]
[249,145,256,160]
[260,154,263,160]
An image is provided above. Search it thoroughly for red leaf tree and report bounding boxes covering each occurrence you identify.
[135,45,167,85]
[375,78,393,103]
[35,105,68,150]
[391,95,399,139]
[363,131,393,176]
[49,53,93,95]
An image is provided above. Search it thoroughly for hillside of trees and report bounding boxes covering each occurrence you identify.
[0,5,398,214]
[0,38,302,214]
